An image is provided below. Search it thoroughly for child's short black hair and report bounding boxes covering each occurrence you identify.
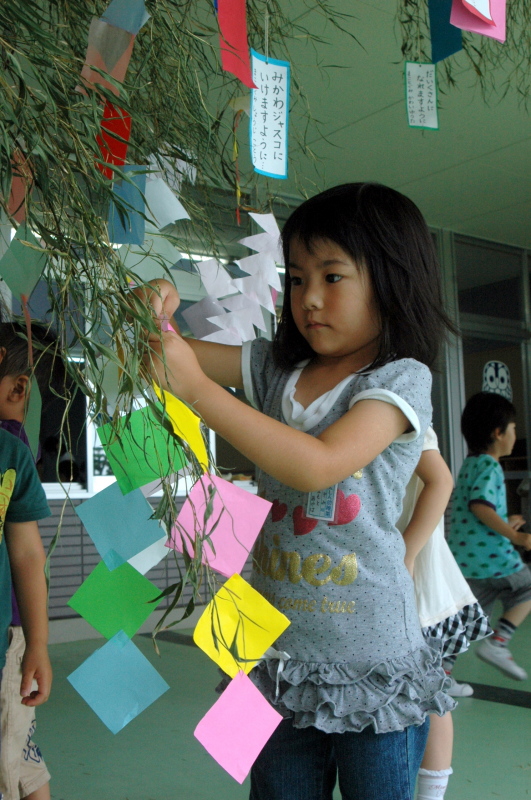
[273,182,455,371]
[0,321,64,401]
[461,391,516,454]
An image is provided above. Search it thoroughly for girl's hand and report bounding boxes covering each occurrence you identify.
[509,514,526,531]
[132,279,181,328]
[146,328,209,404]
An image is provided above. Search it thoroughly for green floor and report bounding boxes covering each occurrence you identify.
[37,616,531,800]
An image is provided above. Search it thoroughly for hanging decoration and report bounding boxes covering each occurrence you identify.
[428,0,462,63]
[405,63,439,129]
[450,0,505,41]
[217,0,257,88]
[398,0,531,98]
[250,50,290,179]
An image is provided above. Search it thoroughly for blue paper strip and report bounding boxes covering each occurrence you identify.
[67,633,169,734]
[429,0,462,63]
[108,166,146,245]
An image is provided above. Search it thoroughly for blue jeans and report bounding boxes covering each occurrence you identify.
[249,718,430,800]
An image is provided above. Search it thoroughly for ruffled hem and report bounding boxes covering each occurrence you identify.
[249,645,455,734]
[422,602,492,658]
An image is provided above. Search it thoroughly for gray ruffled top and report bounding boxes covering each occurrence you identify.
[242,339,455,733]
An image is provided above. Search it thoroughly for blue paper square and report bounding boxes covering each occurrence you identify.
[108,166,146,245]
[76,482,165,570]
[67,633,169,734]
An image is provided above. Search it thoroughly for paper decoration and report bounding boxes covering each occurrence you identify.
[220,293,266,332]
[233,272,276,314]
[120,223,183,284]
[67,632,170,734]
[169,474,271,578]
[96,404,187,494]
[144,177,190,230]
[108,165,147,245]
[196,259,238,299]
[482,360,512,400]
[239,212,284,265]
[148,152,197,193]
[207,308,256,342]
[238,252,282,292]
[76,481,166,569]
[128,535,168,574]
[450,0,505,41]
[250,50,290,180]
[101,0,150,35]
[24,382,42,460]
[0,223,47,301]
[201,328,243,345]
[194,670,282,783]
[79,18,135,96]
[152,384,209,471]
[68,561,162,639]
[96,101,132,179]
[182,297,225,339]
[428,0,463,63]
[8,150,33,223]
[462,0,494,24]
[217,0,256,88]
[193,574,290,677]
[405,63,439,130]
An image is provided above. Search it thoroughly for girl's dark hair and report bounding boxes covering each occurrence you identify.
[461,391,516,454]
[0,321,64,400]
[273,182,455,371]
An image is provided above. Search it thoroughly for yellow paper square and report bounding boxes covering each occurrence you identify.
[153,383,208,471]
[193,574,290,678]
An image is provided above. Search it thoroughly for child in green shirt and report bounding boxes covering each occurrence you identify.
[449,391,531,680]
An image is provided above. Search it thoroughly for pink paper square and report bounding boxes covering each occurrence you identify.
[194,671,282,783]
[168,475,271,578]
[450,0,505,42]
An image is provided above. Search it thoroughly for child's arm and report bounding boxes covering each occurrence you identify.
[5,520,52,706]
[402,450,454,575]
[134,279,244,389]
[144,328,410,492]
[469,503,531,550]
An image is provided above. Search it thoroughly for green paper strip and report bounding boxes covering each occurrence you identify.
[0,223,47,300]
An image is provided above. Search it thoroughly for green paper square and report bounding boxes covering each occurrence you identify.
[0,223,47,300]
[96,403,187,494]
[68,561,162,639]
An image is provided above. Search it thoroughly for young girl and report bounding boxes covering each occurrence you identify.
[139,183,456,800]
[399,429,491,800]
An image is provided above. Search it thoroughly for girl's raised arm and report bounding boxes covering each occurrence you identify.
[146,330,411,491]
[402,449,454,574]
[134,279,243,389]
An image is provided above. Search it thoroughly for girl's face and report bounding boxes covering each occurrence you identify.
[287,237,381,367]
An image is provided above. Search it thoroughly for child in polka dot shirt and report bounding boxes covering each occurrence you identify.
[448,391,531,681]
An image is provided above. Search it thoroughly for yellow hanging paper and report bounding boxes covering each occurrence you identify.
[193,574,290,678]
[153,383,209,471]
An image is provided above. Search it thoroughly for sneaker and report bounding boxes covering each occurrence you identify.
[445,675,474,697]
[476,639,528,680]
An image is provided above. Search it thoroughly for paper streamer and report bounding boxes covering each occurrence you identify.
[250,50,290,179]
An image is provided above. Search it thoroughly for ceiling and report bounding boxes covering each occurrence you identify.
[240,0,531,250]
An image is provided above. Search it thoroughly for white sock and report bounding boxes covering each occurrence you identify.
[416,768,452,800]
